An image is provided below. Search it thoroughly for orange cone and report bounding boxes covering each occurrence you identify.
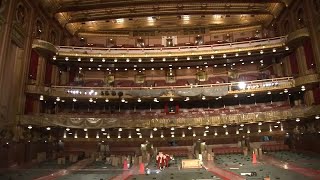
[123,159,128,170]
[252,152,257,164]
[139,163,145,174]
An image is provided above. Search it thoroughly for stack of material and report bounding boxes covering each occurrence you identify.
[207,152,214,161]
[105,157,111,164]
[69,154,78,163]
[52,152,57,160]
[243,147,248,156]
[258,148,263,157]
[132,156,138,165]
[111,156,120,167]
[181,159,201,169]
[138,156,143,164]
[90,152,97,160]
[127,156,132,165]
[195,150,199,159]
[202,150,207,161]
[37,152,46,163]
[146,153,150,163]
[57,157,66,164]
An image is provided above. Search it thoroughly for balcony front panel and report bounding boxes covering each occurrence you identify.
[56,36,287,58]
[19,105,320,129]
[26,77,294,99]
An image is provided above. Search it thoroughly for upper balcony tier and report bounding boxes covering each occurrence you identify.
[27,77,295,99]
[34,36,288,59]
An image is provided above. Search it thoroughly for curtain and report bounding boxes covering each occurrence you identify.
[164,103,168,114]
[313,87,320,105]
[24,95,34,114]
[69,68,76,83]
[44,60,52,85]
[289,53,298,75]
[28,50,39,80]
[303,39,316,70]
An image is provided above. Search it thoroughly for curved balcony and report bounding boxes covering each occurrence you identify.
[287,28,310,45]
[56,36,287,58]
[19,105,320,129]
[26,77,294,99]
[32,39,57,55]
[294,73,320,87]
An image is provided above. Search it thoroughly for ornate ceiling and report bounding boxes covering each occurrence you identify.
[38,0,291,36]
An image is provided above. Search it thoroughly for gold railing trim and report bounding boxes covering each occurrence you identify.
[19,105,320,129]
[32,39,57,54]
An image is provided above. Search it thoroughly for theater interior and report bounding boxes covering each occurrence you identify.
[1,0,320,180]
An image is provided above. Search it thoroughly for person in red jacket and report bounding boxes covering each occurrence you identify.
[165,154,170,167]
[156,152,161,169]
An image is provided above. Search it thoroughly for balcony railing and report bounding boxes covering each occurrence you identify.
[19,105,320,129]
[57,36,287,57]
[26,77,294,98]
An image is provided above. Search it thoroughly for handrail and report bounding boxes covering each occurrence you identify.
[57,36,287,53]
[51,77,293,91]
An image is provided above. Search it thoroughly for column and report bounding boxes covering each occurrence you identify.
[36,56,46,85]
[303,1,320,72]
[295,47,308,75]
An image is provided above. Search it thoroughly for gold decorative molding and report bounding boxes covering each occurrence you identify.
[11,24,26,48]
[294,73,320,87]
[19,105,320,129]
[57,37,286,58]
[63,131,286,142]
[287,28,310,45]
[32,39,57,55]
[25,77,295,99]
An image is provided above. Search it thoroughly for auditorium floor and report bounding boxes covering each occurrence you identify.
[215,154,316,180]
[127,156,221,180]
[0,160,75,180]
[56,161,123,180]
[266,151,320,170]
[128,168,221,180]
[2,151,320,180]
